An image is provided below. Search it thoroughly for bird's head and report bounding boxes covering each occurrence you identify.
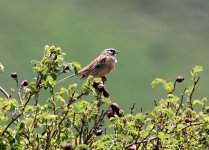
[102,48,118,57]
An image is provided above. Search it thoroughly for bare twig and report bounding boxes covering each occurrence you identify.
[56,74,76,84]
[1,113,21,135]
[79,117,85,144]
[176,88,187,115]
[152,100,157,106]
[130,103,135,114]
[169,80,177,94]
[45,120,51,150]
[127,137,158,149]
[36,135,40,150]
[125,142,135,149]
[188,77,200,110]
[23,131,32,146]
[181,122,204,131]
[77,91,85,99]
[18,86,23,105]
[12,75,23,105]
[0,86,10,99]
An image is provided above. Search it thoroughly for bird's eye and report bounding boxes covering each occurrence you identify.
[110,50,113,54]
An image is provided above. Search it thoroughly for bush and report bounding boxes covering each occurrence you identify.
[0,45,208,150]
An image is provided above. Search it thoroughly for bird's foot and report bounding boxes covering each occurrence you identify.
[102,76,107,83]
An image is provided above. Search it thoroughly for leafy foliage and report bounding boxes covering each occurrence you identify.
[0,45,209,150]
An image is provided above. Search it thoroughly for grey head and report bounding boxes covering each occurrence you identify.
[102,48,118,56]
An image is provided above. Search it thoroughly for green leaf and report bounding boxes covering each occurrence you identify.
[191,66,203,74]
[163,82,174,93]
[185,85,193,96]
[151,78,174,93]
[176,133,184,142]
[25,105,33,113]
[177,124,184,131]
[167,94,174,99]
[74,101,88,110]
[192,99,203,106]
[129,129,138,135]
[151,78,164,88]
[45,75,56,87]
[48,45,56,53]
[191,66,203,78]
[56,95,65,105]
[127,121,135,126]
[0,115,8,122]
[102,98,111,104]
[23,118,33,125]
[71,61,81,75]
[202,97,207,103]
[126,114,133,118]
[203,116,209,123]
[69,84,77,90]
[165,108,174,117]
[158,132,164,140]
[19,122,25,130]
[8,99,18,111]
[59,87,67,95]
[135,113,143,121]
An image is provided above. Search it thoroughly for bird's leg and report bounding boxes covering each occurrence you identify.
[102,76,107,84]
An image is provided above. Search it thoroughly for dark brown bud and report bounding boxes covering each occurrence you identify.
[126,144,136,150]
[176,76,184,83]
[206,108,209,113]
[92,82,99,89]
[11,72,17,78]
[93,82,106,92]
[182,129,187,135]
[65,66,70,70]
[111,103,120,112]
[97,84,105,91]
[107,109,115,118]
[63,64,73,73]
[22,80,28,86]
[116,110,123,117]
[95,129,103,136]
[64,144,73,150]
[185,118,192,123]
[103,88,110,98]
[65,65,73,71]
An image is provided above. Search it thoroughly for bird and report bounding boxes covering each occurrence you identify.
[57,48,118,84]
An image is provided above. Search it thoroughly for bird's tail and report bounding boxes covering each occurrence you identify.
[57,74,76,84]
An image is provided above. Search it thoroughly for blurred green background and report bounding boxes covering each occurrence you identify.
[1,0,209,111]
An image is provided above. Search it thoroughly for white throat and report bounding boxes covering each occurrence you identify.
[115,58,117,63]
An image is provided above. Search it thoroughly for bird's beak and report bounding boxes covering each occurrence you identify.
[115,50,118,54]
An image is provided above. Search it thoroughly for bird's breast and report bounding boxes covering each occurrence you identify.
[106,56,116,68]
[95,56,116,78]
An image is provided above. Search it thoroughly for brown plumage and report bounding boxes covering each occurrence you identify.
[57,48,118,83]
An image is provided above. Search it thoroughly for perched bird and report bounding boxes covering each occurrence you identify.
[57,48,118,83]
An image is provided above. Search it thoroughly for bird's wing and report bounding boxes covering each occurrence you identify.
[79,55,107,79]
